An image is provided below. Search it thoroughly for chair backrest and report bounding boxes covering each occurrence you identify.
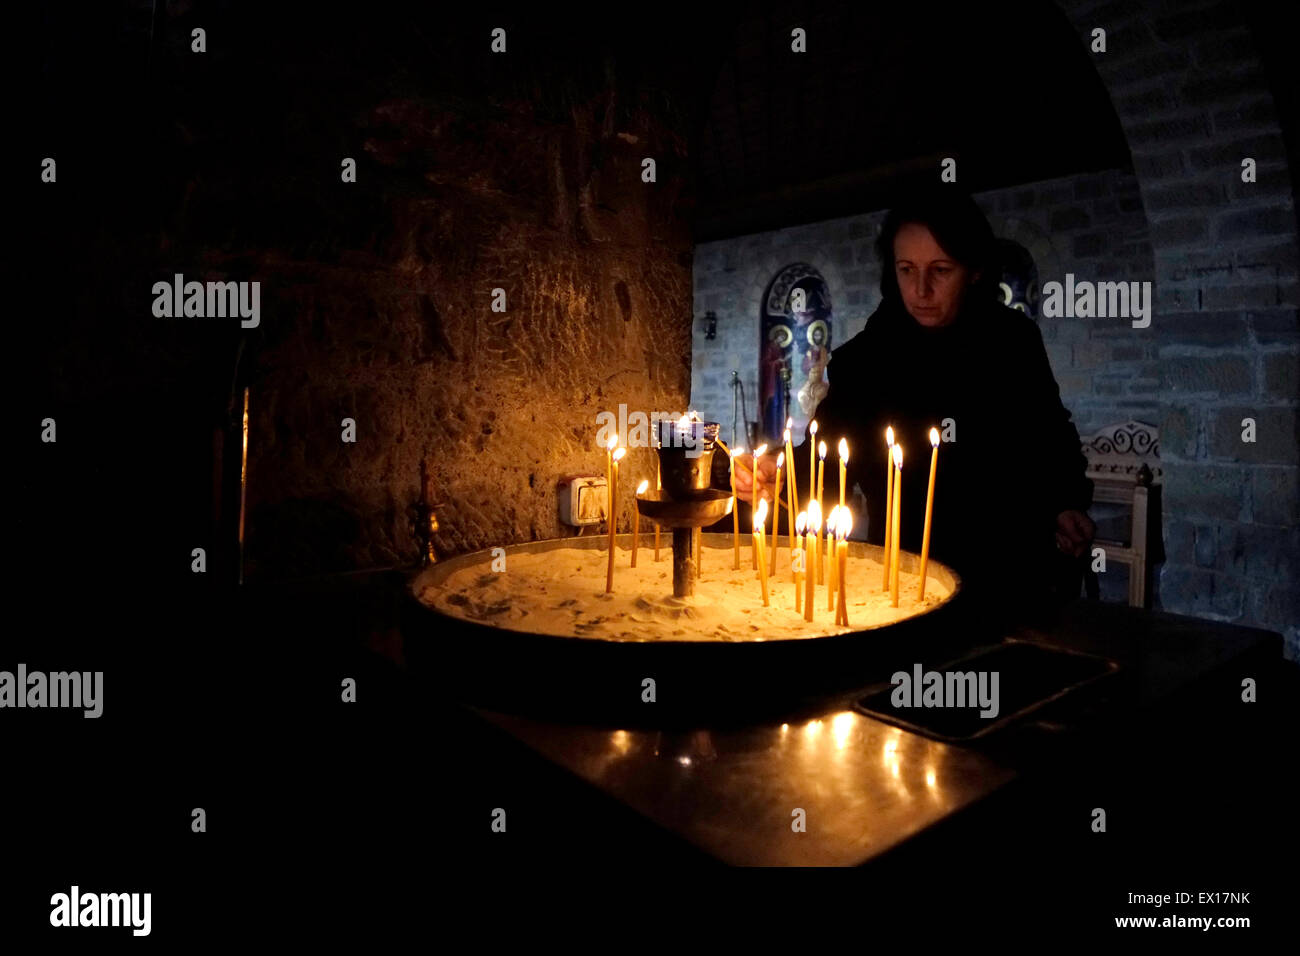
[1080,420,1161,503]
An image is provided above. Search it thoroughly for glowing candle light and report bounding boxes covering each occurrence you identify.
[838,438,850,512]
[826,505,839,612]
[817,440,827,583]
[794,511,807,613]
[805,499,820,622]
[751,443,767,570]
[890,444,902,608]
[918,428,940,601]
[883,426,895,590]
[753,498,770,606]
[730,445,745,570]
[606,443,626,593]
[808,419,819,508]
[838,509,853,626]
[632,479,649,568]
[772,451,784,576]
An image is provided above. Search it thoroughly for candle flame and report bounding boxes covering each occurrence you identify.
[607,434,619,451]
[796,512,807,534]
[613,447,627,463]
[930,427,940,447]
[886,426,894,446]
[754,443,768,458]
[840,510,853,539]
[776,451,784,468]
[826,504,840,533]
[636,479,649,495]
[786,417,793,430]
[677,413,692,427]
[838,437,849,462]
[753,498,768,530]
[783,428,791,443]
[810,419,818,435]
[818,440,827,459]
[808,499,821,525]
[892,444,903,469]
[731,446,745,458]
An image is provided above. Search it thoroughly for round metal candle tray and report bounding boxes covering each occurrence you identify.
[403,533,967,725]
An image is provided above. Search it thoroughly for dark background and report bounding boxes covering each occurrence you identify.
[9,0,1298,941]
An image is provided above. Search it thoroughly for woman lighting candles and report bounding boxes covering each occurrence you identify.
[732,187,1096,623]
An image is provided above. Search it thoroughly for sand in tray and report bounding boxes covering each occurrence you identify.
[419,540,953,642]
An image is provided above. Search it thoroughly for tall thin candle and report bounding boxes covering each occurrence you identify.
[632,479,648,567]
[606,444,626,593]
[771,451,784,576]
[918,428,940,601]
[794,512,807,614]
[808,419,819,509]
[838,438,849,512]
[816,440,827,583]
[882,427,895,590]
[837,510,853,626]
[654,446,661,562]
[826,505,839,612]
[890,444,902,608]
[783,427,798,570]
[805,500,820,622]
[751,444,767,570]
[753,499,769,606]
[730,446,745,570]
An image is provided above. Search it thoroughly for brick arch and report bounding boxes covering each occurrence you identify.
[1053,0,1299,650]
[986,215,1066,285]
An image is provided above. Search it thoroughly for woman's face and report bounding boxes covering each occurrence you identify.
[893,222,977,327]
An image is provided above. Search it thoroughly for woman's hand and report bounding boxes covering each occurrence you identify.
[1055,509,1096,558]
[731,453,780,501]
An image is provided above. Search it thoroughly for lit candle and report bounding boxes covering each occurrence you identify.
[808,419,818,509]
[607,444,626,593]
[826,505,839,612]
[751,444,767,570]
[632,479,649,568]
[890,444,902,608]
[882,426,895,590]
[605,432,616,565]
[772,451,784,575]
[918,428,940,601]
[805,499,820,621]
[753,498,769,606]
[730,445,745,570]
[838,438,849,513]
[816,440,827,584]
[837,509,853,626]
[794,511,807,614]
[783,426,798,568]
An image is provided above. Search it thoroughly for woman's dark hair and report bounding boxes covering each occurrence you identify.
[874,187,999,305]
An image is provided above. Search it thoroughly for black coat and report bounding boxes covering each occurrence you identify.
[715,294,1093,605]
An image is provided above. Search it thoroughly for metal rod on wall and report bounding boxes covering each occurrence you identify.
[238,386,249,586]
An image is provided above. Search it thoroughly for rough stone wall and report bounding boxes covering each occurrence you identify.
[26,6,697,583]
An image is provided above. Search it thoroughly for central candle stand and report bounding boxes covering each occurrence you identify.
[636,490,732,598]
[635,419,730,598]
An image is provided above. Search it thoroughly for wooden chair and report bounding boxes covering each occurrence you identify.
[1080,420,1162,608]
